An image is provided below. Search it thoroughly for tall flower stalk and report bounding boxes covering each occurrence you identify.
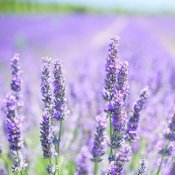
[91,115,107,175]
[76,146,91,175]
[126,87,149,143]
[10,53,22,109]
[156,111,175,175]
[103,36,120,161]
[4,94,27,174]
[52,60,69,166]
[137,157,146,175]
[105,59,129,161]
[40,112,56,175]
[4,54,27,174]
[106,144,131,175]
[40,58,57,174]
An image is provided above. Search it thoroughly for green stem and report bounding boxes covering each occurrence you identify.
[57,120,63,156]
[109,115,113,161]
[16,151,23,175]
[155,142,170,175]
[93,162,98,175]
[155,156,164,175]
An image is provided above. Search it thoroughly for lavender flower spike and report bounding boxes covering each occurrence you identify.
[103,36,120,102]
[111,92,126,150]
[126,86,149,142]
[41,57,53,115]
[106,144,131,175]
[137,158,146,175]
[116,61,129,102]
[164,112,175,142]
[10,53,22,107]
[40,111,55,159]
[91,114,107,162]
[5,94,22,151]
[4,94,26,172]
[158,111,175,157]
[53,60,69,120]
[40,111,57,174]
[76,146,90,175]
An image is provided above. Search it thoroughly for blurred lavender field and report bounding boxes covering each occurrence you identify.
[0,14,175,175]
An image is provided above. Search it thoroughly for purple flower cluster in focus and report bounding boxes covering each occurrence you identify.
[91,114,107,162]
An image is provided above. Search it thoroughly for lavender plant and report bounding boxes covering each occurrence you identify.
[76,146,91,175]
[126,87,149,143]
[40,111,56,174]
[156,111,175,175]
[106,144,131,175]
[91,114,107,175]
[136,158,146,175]
[41,57,53,115]
[40,57,57,174]
[52,60,69,171]
[4,94,27,174]
[10,53,22,109]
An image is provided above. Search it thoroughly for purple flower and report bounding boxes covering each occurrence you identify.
[41,57,53,115]
[106,144,131,175]
[53,60,69,120]
[40,111,55,159]
[164,112,175,142]
[158,111,175,157]
[10,53,22,108]
[103,36,120,102]
[126,87,149,142]
[76,146,91,175]
[91,114,107,162]
[116,61,129,102]
[4,94,22,151]
[110,92,126,150]
[4,94,27,172]
[137,158,146,175]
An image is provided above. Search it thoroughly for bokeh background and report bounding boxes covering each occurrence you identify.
[0,0,175,174]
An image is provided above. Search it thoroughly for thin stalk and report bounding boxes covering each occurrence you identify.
[52,121,59,175]
[156,156,164,175]
[155,142,170,175]
[109,115,113,161]
[93,162,98,175]
[57,120,63,156]
[16,151,23,175]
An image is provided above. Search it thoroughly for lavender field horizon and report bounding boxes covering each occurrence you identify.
[0,13,175,175]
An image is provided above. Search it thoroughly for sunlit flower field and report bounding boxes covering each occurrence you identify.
[0,14,175,175]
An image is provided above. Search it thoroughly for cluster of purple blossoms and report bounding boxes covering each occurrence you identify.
[10,54,22,108]
[137,158,146,175]
[110,92,126,150]
[103,36,120,102]
[164,112,175,142]
[4,94,27,172]
[103,37,130,163]
[53,60,69,120]
[126,87,149,142]
[116,61,129,102]
[40,57,57,174]
[110,61,129,150]
[41,57,53,115]
[106,144,131,175]
[40,112,55,159]
[158,111,175,156]
[76,146,91,175]
[91,115,107,162]
[5,94,22,151]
